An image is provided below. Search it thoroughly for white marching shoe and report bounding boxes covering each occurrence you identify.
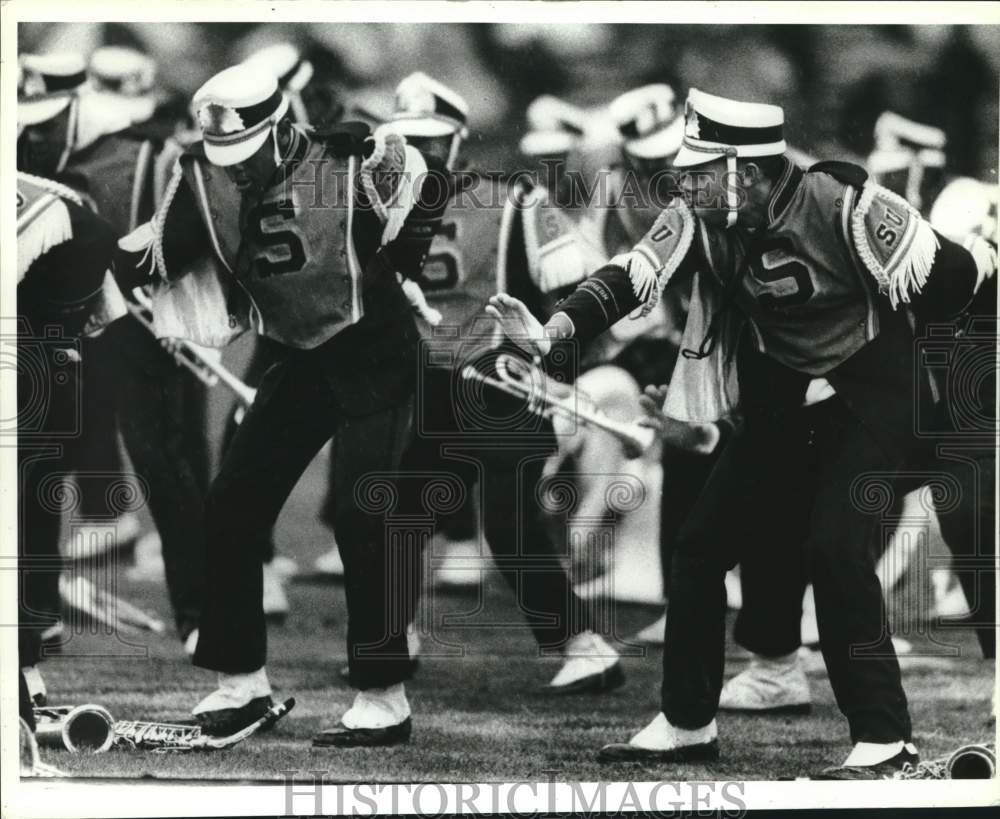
[545,631,624,695]
[191,667,275,736]
[262,561,289,623]
[312,683,413,747]
[632,612,666,645]
[598,713,720,762]
[719,650,812,714]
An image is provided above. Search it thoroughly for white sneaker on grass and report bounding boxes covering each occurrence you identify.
[719,650,812,714]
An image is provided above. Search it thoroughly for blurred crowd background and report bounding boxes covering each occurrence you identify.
[20,22,1000,181]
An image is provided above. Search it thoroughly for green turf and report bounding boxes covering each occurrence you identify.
[30,572,994,783]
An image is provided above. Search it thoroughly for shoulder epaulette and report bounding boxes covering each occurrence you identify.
[808,160,869,189]
[519,183,605,293]
[851,181,940,308]
[609,199,696,317]
[17,172,81,282]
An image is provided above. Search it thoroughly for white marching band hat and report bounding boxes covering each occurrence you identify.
[673,87,786,168]
[519,95,587,156]
[18,52,88,129]
[609,83,684,161]
[868,111,947,175]
[89,46,157,96]
[241,42,314,127]
[193,64,291,167]
[242,42,315,94]
[390,71,469,139]
[674,88,786,228]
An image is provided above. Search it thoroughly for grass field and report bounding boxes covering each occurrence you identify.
[25,337,996,783]
[31,553,995,783]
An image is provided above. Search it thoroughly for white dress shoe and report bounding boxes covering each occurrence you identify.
[192,668,272,715]
[632,613,666,645]
[719,651,812,713]
[598,713,720,762]
[546,631,625,694]
[341,683,411,730]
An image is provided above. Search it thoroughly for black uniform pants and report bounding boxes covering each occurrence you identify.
[658,423,734,596]
[18,343,80,666]
[662,396,912,744]
[106,316,209,637]
[934,443,996,659]
[396,364,594,651]
[221,336,287,564]
[733,438,998,662]
[193,341,415,689]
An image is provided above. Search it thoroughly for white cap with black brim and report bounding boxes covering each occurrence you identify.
[610,84,684,161]
[391,71,469,139]
[242,43,315,126]
[18,53,88,129]
[193,64,291,167]
[673,88,786,228]
[868,112,947,210]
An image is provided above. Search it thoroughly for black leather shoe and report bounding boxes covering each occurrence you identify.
[598,738,720,764]
[812,748,919,780]
[194,696,275,737]
[543,661,625,696]
[312,717,412,748]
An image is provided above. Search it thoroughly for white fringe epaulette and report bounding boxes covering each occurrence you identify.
[16,173,85,283]
[361,126,427,246]
[608,199,695,317]
[851,182,940,309]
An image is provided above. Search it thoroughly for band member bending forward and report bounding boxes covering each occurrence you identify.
[116,64,427,747]
[487,89,993,779]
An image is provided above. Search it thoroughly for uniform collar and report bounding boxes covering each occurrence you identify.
[269,125,311,189]
[765,154,803,229]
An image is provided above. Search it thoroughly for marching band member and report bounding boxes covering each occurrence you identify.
[381,71,627,694]
[15,52,139,643]
[721,111,998,717]
[16,170,128,718]
[574,84,736,624]
[19,50,210,652]
[488,88,992,777]
[115,63,426,746]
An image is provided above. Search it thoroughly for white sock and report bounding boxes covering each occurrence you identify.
[842,740,917,766]
[341,683,410,729]
[629,712,717,751]
[192,667,271,715]
[752,650,800,672]
[566,630,619,660]
[21,666,47,702]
